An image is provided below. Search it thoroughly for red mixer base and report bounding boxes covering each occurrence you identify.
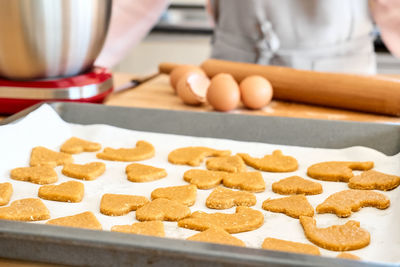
[0,67,113,114]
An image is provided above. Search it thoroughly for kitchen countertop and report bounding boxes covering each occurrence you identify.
[1,70,399,266]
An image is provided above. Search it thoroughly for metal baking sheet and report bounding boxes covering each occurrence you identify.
[0,102,398,267]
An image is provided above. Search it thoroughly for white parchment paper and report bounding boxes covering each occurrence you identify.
[0,104,399,263]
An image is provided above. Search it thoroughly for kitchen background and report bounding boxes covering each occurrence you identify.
[112,0,400,75]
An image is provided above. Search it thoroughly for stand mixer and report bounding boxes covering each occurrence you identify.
[0,0,113,114]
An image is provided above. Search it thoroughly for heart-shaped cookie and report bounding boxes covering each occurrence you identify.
[206,155,246,173]
[125,163,167,182]
[136,198,191,221]
[262,195,314,218]
[206,187,256,209]
[10,166,58,184]
[60,137,101,154]
[178,206,263,234]
[223,171,265,192]
[47,211,102,230]
[38,181,84,203]
[0,198,50,221]
[299,216,370,251]
[111,221,165,237]
[238,150,298,172]
[100,194,149,216]
[183,169,227,189]
[62,162,105,180]
[30,146,73,167]
[168,146,231,166]
[307,161,374,182]
[151,184,197,206]
[96,140,155,161]
[0,183,13,206]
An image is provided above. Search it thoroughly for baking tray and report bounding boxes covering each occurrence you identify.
[0,102,398,267]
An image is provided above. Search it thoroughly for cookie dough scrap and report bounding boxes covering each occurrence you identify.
[178,206,264,234]
[62,162,105,181]
[238,150,298,172]
[125,163,167,182]
[0,183,13,206]
[337,252,361,260]
[206,187,256,209]
[261,237,320,256]
[47,211,102,230]
[316,189,390,218]
[10,166,57,185]
[183,169,227,189]
[307,161,374,182]
[111,221,165,237]
[272,176,322,195]
[100,194,149,216]
[262,195,314,218]
[206,155,246,173]
[30,146,73,167]
[136,198,191,221]
[187,227,245,247]
[223,171,265,192]
[348,170,400,191]
[96,140,155,161]
[168,146,231,166]
[0,198,49,221]
[60,137,101,154]
[299,216,370,251]
[38,181,84,203]
[151,184,197,206]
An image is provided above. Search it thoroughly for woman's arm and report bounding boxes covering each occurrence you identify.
[370,0,400,57]
[95,0,169,68]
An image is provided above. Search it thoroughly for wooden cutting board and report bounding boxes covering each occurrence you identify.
[106,73,400,123]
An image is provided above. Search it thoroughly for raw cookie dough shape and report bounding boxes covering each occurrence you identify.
[111,221,165,237]
[30,146,73,167]
[348,170,400,191]
[206,155,246,173]
[62,162,106,181]
[60,137,101,154]
[0,183,12,206]
[47,211,102,230]
[187,227,245,247]
[178,206,264,234]
[316,189,390,218]
[299,216,370,251]
[206,187,256,209]
[11,166,57,185]
[183,169,227,189]
[136,198,191,221]
[38,181,84,203]
[125,163,167,182]
[272,176,322,195]
[0,198,50,221]
[151,184,197,206]
[168,146,231,166]
[238,150,298,172]
[100,194,149,216]
[262,195,314,218]
[96,140,155,161]
[337,253,361,260]
[261,237,321,256]
[222,171,265,192]
[307,161,374,182]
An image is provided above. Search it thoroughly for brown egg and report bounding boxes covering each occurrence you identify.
[239,75,273,109]
[176,73,210,105]
[169,65,206,91]
[206,73,240,112]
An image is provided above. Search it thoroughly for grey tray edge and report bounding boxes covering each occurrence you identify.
[1,102,399,267]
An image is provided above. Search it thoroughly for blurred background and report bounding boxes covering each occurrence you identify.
[112,0,400,75]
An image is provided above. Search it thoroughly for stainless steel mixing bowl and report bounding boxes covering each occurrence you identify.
[0,0,112,80]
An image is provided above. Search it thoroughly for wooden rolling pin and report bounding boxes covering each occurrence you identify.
[200,59,400,116]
